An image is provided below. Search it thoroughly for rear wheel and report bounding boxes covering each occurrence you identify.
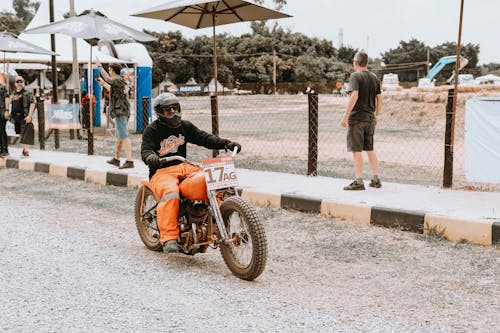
[219,196,267,281]
[134,185,162,251]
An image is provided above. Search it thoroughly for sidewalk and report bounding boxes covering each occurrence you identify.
[1,147,499,246]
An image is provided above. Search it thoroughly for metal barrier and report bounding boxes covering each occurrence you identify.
[141,96,151,134]
[36,97,45,150]
[307,92,318,176]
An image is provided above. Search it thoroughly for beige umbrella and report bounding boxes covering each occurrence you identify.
[132,0,291,136]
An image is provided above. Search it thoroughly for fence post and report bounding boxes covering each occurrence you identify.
[141,96,150,133]
[308,92,319,176]
[443,88,454,188]
[36,96,45,150]
[210,95,219,158]
[69,93,75,140]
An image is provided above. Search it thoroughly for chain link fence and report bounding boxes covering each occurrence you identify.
[12,84,500,191]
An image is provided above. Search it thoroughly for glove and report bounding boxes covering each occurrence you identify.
[225,141,242,154]
[146,154,160,169]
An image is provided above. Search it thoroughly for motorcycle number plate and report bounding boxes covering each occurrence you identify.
[201,156,239,191]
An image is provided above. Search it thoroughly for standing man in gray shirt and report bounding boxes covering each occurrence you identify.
[341,51,382,190]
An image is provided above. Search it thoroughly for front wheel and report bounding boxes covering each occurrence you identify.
[219,196,267,281]
[134,185,162,251]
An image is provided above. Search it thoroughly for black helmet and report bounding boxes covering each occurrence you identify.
[153,92,182,128]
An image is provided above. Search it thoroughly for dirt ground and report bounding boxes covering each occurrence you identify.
[1,169,498,332]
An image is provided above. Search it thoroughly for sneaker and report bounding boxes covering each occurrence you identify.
[22,149,29,157]
[343,180,365,191]
[106,157,120,167]
[163,240,179,253]
[369,178,382,188]
[118,160,134,169]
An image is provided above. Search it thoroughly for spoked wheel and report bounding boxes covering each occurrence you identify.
[134,185,162,251]
[219,196,267,281]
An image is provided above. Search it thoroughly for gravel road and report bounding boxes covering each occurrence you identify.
[0,169,498,332]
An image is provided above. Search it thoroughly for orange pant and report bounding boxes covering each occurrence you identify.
[149,162,208,243]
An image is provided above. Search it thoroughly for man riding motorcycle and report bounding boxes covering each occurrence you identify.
[141,93,241,253]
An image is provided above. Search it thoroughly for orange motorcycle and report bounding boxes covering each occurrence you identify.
[134,150,267,281]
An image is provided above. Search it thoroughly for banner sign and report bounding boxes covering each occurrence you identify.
[178,84,204,95]
[46,103,82,129]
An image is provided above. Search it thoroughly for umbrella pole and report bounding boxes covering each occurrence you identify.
[88,45,94,155]
[211,12,220,157]
[3,51,8,94]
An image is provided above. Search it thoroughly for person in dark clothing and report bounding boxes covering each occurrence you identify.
[341,51,382,190]
[141,92,241,253]
[0,82,10,157]
[10,76,35,157]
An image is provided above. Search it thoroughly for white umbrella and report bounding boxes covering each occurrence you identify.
[132,0,291,135]
[0,31,57,90]
[23,10,156,153]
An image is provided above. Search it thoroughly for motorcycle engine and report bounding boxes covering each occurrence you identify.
[186,201,209,224]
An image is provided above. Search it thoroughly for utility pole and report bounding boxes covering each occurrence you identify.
[427,47,430,76]
[273,49,277,95]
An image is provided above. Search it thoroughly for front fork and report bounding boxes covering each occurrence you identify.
[207,187,238,242]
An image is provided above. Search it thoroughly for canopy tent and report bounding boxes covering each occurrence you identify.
[204,78,229,93]
[26,73,52,89]
[476,74,500,85]
[0,64,18,76]
[2,63,52,71]
[60,71,80,90]
[3,0,122,64]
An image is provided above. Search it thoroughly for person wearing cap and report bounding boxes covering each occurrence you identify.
[10,76,35,157]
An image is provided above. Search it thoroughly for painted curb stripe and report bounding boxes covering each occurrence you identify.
[34,162,51,173]
[320,201,371,225]
[67,167,86,180]
[492,222,500,244]
[4,159,499,247]
[6,158,19,169]
[371,207,425,233]
[106,172,128,187]
[281,194,321,213]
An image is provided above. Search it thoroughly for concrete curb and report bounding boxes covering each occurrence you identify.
[2,156,499,246]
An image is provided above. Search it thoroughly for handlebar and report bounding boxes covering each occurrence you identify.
[159,156,186,163]
[232,146,239,157]
[158,147,238,164]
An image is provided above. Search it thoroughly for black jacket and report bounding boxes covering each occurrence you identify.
[141,119,230,178]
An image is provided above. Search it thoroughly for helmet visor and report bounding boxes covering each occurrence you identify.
[158,103,181,119]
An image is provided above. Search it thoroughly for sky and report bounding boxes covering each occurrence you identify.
[1,0,498,64]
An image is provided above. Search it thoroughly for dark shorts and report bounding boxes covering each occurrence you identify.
[347,121,375,152]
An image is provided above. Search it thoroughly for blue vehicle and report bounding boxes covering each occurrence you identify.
[419,55,469,87]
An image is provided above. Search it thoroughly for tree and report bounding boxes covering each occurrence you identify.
[13,0,40,24]
[0,0,40,34]
[337,46,358,64]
